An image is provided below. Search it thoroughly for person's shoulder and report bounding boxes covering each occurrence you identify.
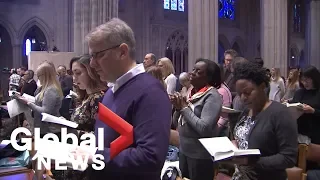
[269,101,287,111]
[45,85,61,96]
[135,73,169,96]
[205,88,222,100]
[295,88,304,94]
[267,101,292,119]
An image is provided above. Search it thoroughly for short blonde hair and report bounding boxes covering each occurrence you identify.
[157,57,175,77]
[85,18,136,59]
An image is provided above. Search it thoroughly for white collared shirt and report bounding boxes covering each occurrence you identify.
[112,63,145,93]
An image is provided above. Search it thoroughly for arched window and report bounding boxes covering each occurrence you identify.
[165,30,188,75]
[293,0,302,33]
[22,25,47,68]
[219,0,235,20]
[25,39,31,56]
[218,42,225,64]
[232,42,242,56]
[164,0,185,12]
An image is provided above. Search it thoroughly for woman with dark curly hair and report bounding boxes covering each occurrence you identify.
[171,58,222,180]
[229,61,297,180]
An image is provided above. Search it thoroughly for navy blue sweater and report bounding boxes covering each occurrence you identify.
[90,73,172,180]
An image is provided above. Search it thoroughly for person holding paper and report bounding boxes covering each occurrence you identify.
[50,55,107,180]
[290,66,320,170]
[68,55,107,133]
[84,18,172,179]
[230,61,297,180]
[171,58,222,180]
[16,62,64,136]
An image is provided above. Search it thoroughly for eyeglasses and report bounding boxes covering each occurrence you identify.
[90,44,121,59]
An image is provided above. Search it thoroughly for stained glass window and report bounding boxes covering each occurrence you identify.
[25,39,31,56]
[164,0,170,10]
[178,0,184,11]
[293,1,302,33]
[171,0,177,10]
[164,0,184,12]
[219,0,235,20]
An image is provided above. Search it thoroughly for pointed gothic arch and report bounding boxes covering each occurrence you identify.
[0,18,16,45]
[218,34,231,50]
[289,44,299,68]
[18,17,52,49]
[0,24,13,99]
[299,50,305,68]
[165,30,188,75]
[231,36,246,56]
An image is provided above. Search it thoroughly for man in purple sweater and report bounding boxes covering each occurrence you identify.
[85,18,172,179]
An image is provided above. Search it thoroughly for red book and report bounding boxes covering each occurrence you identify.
[98,103,134,159]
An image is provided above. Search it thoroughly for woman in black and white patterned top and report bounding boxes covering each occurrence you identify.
[229,61,298,180]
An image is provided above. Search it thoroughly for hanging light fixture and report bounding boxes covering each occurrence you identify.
[32,38,36,44]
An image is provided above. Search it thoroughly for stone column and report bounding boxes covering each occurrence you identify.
[73,0,118,54]
[305,0,320,69]
[12,44,22,68]
[260,0,288,76]
[81,0,90,54]
[73,0,82,54]
[188,0,218,71]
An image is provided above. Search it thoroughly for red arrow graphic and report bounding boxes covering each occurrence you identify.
[98,103,134,159]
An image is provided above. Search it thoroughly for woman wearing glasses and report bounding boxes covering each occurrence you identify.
[290,66,320,170]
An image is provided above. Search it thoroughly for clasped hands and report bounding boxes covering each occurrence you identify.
[169,92,188,110]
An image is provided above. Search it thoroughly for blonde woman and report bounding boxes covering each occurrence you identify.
[146,66,167,89]
[157,57,177,95]
[269,67,285,102]
[281,69,300,102]
[17,61,64,136]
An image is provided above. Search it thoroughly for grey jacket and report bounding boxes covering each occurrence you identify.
[28,85,63,135]
[173,88,222,159]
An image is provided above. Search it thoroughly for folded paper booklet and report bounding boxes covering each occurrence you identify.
[35,139,97,171]
[199,137,260,161]
[69,90,79,98]
[41,113,79,128]
[222,106,241,113]
[286,102,304,108]
[285,103,304,120]
[6,99,29,118]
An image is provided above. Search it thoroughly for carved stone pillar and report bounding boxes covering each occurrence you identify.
[188,0,218,71]
[12,44,22,68]
[305,0,320,68]
[260,0,288,75]
[73,0,118,54]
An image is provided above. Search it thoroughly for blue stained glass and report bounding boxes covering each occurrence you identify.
[171,0,177,10]
[178,0,184,12]
[219,0,235,20]
[164,0,170,9]
[293,2,301,33]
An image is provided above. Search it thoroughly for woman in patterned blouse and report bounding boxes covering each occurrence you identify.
[229,61,297,180]
[55,55,107,180]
